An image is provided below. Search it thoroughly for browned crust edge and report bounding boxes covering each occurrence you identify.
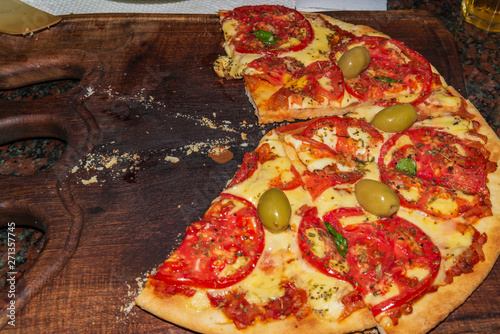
[135,282,377,334]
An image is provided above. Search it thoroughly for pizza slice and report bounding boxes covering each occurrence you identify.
[213,5,440,124]
[136,88,500,333]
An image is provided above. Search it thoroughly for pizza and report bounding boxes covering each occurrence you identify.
[213,5,438,124]
[135,5,500,334]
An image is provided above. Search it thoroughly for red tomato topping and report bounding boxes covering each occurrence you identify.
[227,143,303,191]
[225,5,314,55]
[340,290,366,320]
[297,205,351,281]
[380,167,492,220]
[149,278,196,298]
[153,193,264,289]
[289,61,345,102]
[228,151,259,188]
[322,207,441,317]
[247,56,304,86]
[301,116,384,158]
[260,61,345,111]
[292,117,383,199]
[313,15,355,48]
[332,36,432,105]
[207,291,262,330]
[207,281,310,329]
[379,127,496,195]
[444,225,487,284]
[263,281,310,320]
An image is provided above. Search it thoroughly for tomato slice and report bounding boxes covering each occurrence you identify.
[297,205,351,281]
[228,151,259,188]
[225,5,314,55]
[300,116,384,158]
[332,36,432,104]
[289,117,383,199]
[379,128,495,195]
[380,167,492,220]
[322,208,441,317]
[247,56,304,86]
[227,143,303,191]
[288,61,345,102]
[153,194,264,289]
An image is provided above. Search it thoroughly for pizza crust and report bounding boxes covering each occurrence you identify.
[377,96,500,334]
[378,218,500,334]
[136,282,378,334]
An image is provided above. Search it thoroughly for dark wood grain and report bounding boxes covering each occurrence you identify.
[0,10,497,333]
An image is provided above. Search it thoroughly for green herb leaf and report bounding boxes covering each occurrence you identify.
[324,222,348,258]
[375,76,399,83]
[252,30,280,45]
[396,157,417,175]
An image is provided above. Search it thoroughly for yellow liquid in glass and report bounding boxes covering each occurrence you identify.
[462,0,500,32]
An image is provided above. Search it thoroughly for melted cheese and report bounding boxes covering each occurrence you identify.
[418,116,474,138]
[185,290,212,311]
[311,126,338,148]
[397,208,474,285]
[427,196,458,216]
[280,20,333,65]
[315,187,358,216]
[305,274,352,320]
[305,228,327,258]
[405,267,430,280]
[364,282,400,307]
[383,135,413,165]
[398,186,420,203]
[237,266,286,304]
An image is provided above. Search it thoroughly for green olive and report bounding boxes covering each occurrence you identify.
[355,179,400,217]
[257,188,291,233]
[338,46,371,79]
[371,104,418,133]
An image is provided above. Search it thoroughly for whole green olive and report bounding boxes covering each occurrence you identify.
[371,104,418,133]
[257,188,291,233]
[355,179,400,217]
[338,46,371,79]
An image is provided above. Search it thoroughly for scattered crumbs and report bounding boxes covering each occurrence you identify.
[102,86,166,110]
[75,149,143,185]
[179,137,235,156]
[240,142,249,147]
[84,86,95,98]
[81,175,98,185]
[116,269,157,324]
[165,156,180,163]
[104,156,118,169]
[241,132,247,141]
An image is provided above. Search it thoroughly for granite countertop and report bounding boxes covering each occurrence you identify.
[388,0,499,133]
[0,0,499,296]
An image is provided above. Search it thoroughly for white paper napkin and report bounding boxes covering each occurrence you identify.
[296,0,387,11]
[22,0,386,15]
[22,0,295,15]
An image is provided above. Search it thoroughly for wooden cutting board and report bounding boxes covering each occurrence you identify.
[0,10,498,333]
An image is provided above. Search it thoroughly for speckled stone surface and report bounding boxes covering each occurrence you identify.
[388,0,500,135]
[0,0,499,298]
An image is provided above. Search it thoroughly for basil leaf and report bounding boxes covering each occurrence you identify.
[324,222,348,258]
[396,157,417,175]
[252,30,280,45]
[375,76,399,83]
